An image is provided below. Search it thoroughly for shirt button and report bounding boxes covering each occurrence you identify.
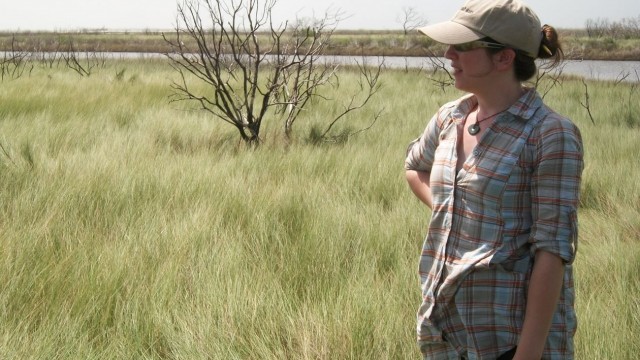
[473,149,479,156]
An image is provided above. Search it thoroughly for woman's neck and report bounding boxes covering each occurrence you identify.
[474,79,524,116]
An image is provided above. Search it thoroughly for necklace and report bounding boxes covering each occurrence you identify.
[467,108,508,136]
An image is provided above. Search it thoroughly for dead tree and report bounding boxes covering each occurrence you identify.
[61,41,106,77]
[585,18,609,38]
[163,0,381,146]
[0,36,32,81]
[397,7,428,36]
[275,17,339,139]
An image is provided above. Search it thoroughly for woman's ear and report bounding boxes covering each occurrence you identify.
[493,48,516,71]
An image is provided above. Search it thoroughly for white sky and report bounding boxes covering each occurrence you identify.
[1,0,639,31]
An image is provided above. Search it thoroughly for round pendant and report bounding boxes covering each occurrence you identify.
[468,123,481,135]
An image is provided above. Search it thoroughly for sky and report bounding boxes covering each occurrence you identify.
[1,0,639,32]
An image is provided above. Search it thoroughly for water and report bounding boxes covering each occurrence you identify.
[4,51,639,82]
[554,59,640,82]
[325,55,640,83]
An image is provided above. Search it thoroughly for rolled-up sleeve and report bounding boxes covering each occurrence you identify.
[405,113,441,172]
[529,116,584,264]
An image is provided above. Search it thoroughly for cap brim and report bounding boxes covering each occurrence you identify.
[417,21,484,45]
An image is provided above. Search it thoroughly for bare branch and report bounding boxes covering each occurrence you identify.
[533,59,568,100]
[164,0,376,146]
[319,56,384,140]
[1,35,32,81]
[422,48,453,91]
[579,79,596,124]
[397,7,428,35]
[614,70,630,85]
[60,40,104,77]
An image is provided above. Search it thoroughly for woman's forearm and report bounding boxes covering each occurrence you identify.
[514,250,565,360]
[405,170,433,209]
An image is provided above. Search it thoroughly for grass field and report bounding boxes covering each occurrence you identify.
[0,59,639,359]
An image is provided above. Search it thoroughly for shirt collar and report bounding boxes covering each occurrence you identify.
[452,87,543,122]
[508,87,543,120]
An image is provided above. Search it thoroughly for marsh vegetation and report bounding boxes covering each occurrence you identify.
[0,57,638,358]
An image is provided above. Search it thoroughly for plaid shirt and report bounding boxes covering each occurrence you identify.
[405,88,583,359]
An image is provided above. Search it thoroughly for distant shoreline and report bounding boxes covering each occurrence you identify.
[1,29,639,61]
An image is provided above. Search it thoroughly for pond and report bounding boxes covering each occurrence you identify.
[4,51,639,82]
[327,56,640,83]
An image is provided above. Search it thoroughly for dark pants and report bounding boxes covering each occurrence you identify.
[458,347,517,359]
[496,347,517,360]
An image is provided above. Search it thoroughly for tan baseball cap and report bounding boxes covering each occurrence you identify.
[417,0,543,58]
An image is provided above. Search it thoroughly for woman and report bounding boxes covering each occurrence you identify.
[404,0,584,359]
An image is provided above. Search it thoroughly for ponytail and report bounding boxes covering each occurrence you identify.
[538,24,563,65]
[512,24,563,81]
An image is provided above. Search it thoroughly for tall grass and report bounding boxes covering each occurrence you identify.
[0,60,638,359]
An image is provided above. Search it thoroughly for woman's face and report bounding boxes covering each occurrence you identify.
[444,45,497,93]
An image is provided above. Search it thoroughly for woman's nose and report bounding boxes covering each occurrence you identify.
[444,45,457,60]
